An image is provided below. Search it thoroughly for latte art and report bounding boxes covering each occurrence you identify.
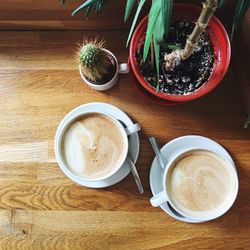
[63,113,126,180]
[168,150,236,217]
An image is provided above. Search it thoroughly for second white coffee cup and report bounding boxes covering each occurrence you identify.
[150,148,239,222]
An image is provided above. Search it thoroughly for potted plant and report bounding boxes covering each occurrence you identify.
[129,2,230,103]
[62,0,249,102]
[77,39,119,91]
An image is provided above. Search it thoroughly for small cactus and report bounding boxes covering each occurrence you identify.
[78,39,111,82]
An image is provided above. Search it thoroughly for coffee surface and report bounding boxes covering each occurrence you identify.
[63,113,126,179]
[168,150,235,216]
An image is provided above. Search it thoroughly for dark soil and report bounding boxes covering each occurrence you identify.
[136,21,215,95]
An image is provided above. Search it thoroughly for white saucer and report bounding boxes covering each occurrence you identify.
[149,135,234,223]
[57,102,140,188]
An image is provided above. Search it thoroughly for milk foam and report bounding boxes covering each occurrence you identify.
[168,150,237,218]
[63,114,126,180]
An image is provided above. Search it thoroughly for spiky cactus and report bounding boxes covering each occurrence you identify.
[78,40,111,82]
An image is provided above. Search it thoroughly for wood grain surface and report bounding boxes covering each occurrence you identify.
[0,0,239,30]
[0,30,250,249]
[0,0,147,30]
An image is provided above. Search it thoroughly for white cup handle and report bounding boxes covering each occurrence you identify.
[125,123,141,136]
[150,191,167,207]
[119,63,130,74]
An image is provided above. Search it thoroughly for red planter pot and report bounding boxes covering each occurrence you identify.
[129,3,231,103]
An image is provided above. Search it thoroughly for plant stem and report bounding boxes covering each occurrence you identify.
[164,0,218,71]
[150,41,155,70]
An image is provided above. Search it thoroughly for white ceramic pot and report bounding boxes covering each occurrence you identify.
[79,48,129,91]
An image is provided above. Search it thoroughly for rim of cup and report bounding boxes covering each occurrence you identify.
[162,147,239,221]
[54,110,129,182]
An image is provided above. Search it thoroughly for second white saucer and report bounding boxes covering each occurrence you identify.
[149,135,234,223]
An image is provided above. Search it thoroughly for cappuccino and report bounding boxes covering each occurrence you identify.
[167,150,237,218]
[62,113,127,180]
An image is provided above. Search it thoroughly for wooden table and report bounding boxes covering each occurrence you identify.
[0,30,249,249]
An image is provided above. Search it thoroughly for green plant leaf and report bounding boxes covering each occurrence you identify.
[154,6,165,45]
[124,0,136,22]
[94,1,99,12]
[153,38,160,92]
[126,0,146,47]
[85,6,93,18]
[97,1,103,12]
[231,0,250,40]
[218,0,227,8]
[167,44,181,50]
[143,1,161,61]
[244,114,250,128]
[161,0,172,39]
[72,0,98,16]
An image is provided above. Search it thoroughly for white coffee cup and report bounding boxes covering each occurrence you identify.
[79,48,129,91]
[150,148,239,221]
[54,110,140,183]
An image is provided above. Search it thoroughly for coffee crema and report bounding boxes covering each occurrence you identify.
[63,113,126,180]
[167,150,236,217]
